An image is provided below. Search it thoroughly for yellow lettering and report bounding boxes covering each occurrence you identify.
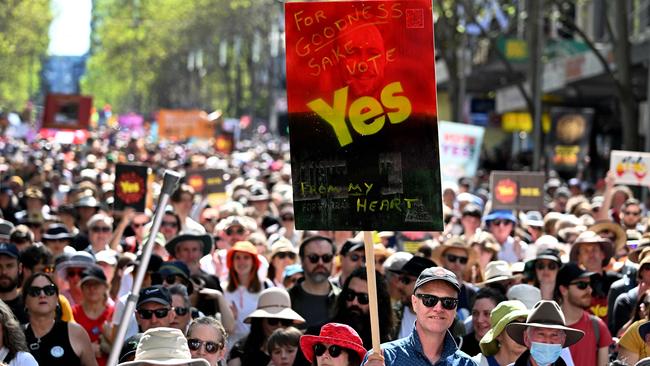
[349,96,385,136]
[381,82,411,124]
[369,200,377,212]
[120,181,140,194]
[380,199,390,211]
[357,198,367,212]
[307,87,352,146]
[404,198,418,208]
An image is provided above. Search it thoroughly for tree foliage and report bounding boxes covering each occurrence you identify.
[82,0,279,118]
[0,0,51,112]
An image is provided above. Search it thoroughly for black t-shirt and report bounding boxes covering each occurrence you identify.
[194,271,224,317]
[4,295,28,324]
[228,337,270,366]
[461,332,481,357]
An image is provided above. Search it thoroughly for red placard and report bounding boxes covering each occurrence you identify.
[42,94,92,130]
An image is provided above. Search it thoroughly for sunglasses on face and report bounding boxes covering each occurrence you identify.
[399,275,415,285]
[137,308,171,319]
[132,222,147,228]
[266,318,293,327]
[26,284,57,297]
[535,261,559,271]
[570,281,591,290]
[624,211,641,216]
[306,254,333,264]
[275,252,296,260]
[226,227,246,236]
[445,254,468,265]
[490,219,512,227]
[67,269,85,278]
[91,226,111,233]
[344,289,369,305]
[313,343,343,358]
[174,307,190,316]
[348,253,366,262]
[161,221,179,229]
[415,293,459,310]
[187,338,223,354]
[281,215,294,221]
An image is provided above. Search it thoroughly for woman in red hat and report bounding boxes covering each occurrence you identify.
[300,323,367,366]
[223,241,265,350]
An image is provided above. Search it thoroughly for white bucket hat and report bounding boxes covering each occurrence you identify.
[244,287,305,324]
[118,327,209,366]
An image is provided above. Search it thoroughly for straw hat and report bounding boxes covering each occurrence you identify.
[300,323,367,363]
[569,231,614,267]
[244,287,305,324]
[480,300,529,355]
[589,220,626,254]
[432,236,475,265]
[118,327,209,366]
[505,300,584,348]
[478,260,516,286]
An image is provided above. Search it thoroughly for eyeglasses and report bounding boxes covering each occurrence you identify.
[275,252,296,260]
[535,261,559,271]
[174,307,190,316]
[226,227,246,236]
[26,284,57,297]
[187,339,223,354]
[399,275,415,285]
[306,254,334,264]
[281,215,294,221]
[348,253,366,263]
[344,289,369,305]
[137,308,171,319]
[624,211,641,216]
[570,281,591,290]
[415,293,459,310]
[67,269,85,278]
[91,226,111,233]
[490,219,512,226]
[161,221,179,228]
[313,343,343,358]
[445,254,468,265]
[266,318,293,326]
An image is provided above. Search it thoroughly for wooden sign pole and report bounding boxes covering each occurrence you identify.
[363,231,381,354]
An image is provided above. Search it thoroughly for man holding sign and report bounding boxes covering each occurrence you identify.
[363,267,477,366]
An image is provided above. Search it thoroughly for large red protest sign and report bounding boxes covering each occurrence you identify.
[285,0,442,230]
[42,94,92,130]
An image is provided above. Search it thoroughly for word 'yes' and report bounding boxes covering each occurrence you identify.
[307,81,412,147]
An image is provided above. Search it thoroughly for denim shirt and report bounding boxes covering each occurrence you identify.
[362,326,478,366]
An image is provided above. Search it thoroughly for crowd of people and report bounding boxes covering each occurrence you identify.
[0,130,649,366]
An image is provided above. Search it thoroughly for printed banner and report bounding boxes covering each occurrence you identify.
[42,94,92,130]
[547,107,593,173]
[610,150,650,186]
[438,121,485,183]
[114,164,149,212]
[490,171,545,211]
[185,169,230,195]
[285,0,442,230]
[157,109,215,141]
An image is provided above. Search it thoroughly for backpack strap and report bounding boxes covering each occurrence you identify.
[589,314,600,346]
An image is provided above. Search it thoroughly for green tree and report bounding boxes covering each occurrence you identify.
[0,0,51,113]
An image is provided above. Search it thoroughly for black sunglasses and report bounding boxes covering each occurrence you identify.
[306,254,333,264]
[348,253,365,262]
[26,284,57,297]
[275,252,296,260]
[445,254,468,265]
[399,275,415,285]
[266,318,293,326]
[344,289,369,305]
[161,221,179,228]
[281,215,294,221]
[137,308,171,319]
[415,293,459,310]
[187,339,222,354]
[535,261,559,271]
[91,226,111,233]
[175,307,190,316]
[314,343,343,358]
[570,281,591,290]
[226,227,246,236]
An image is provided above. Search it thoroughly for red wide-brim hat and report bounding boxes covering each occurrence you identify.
[300,323,367,363]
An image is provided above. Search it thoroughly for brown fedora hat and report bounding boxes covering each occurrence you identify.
[505,300,584,348]
[569,231,614,267]
[432,236,476,265]
[589,221,626,254]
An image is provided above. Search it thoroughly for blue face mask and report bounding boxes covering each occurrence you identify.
[529,342,563,366]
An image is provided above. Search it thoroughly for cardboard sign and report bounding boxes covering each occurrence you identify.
[610,150,650,186]
[438,121,485,183]
[490,171,545,211]
[42,94,92,130]
[114,164,149,212]
[157,109,215,141]
[185,169,230,195]
[547,107,593,172]
[285,0,442,230]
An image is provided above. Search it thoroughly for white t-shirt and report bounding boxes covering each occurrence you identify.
[0,348,38,366]
[223,285,262,351]
[397,306,417,339]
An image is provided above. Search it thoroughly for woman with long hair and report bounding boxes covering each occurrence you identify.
[23,273,97,366]
[523,247,561,300]
[222,241,265,350]
[0,299,38,365]
[227,287,305,366]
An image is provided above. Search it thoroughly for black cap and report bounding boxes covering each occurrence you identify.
[0,242,19,259]
[137,285,172,308]
[340,239,364,256]
[556,262,594,288]
[118,333,143,363]
[390,256,436,277]
[414,266,461,293]
[80,265,108,286]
